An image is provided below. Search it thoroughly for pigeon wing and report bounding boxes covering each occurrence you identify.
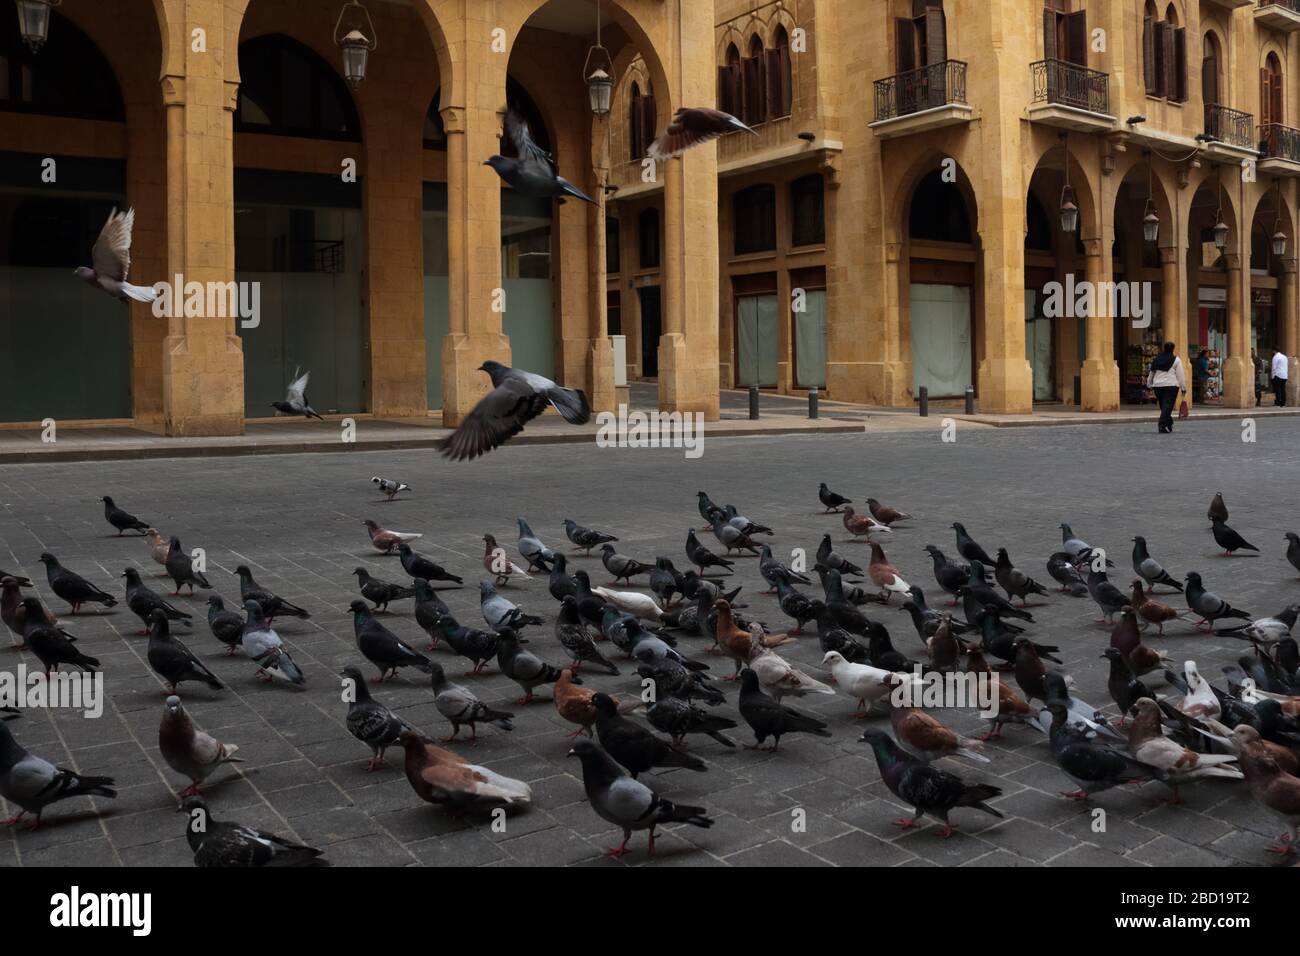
[504,109,553,173]
[648,108,754,160]
[91,207,134,282]
[285,368,310,405]
[437,377,548,461]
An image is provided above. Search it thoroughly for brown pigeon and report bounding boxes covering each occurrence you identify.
[646,107,756,160]
[159,695,241,797]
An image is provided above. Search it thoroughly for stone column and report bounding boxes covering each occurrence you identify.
[1160,246,1189,405]
[440,102,511,426]
[1079,238,1118,411]
[976,216,1034,414]
[158,47,245,436]
[1280,257,1299,405]
[1221,252,1252,407]
[586,139,615,415]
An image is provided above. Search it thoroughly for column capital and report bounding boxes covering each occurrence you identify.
[1281,257,1299,275]
[223,79,239,113]
[440,105,466,135]
[1158,245,1178,265]
[161,74,186,107]
[1081,236,1104,258]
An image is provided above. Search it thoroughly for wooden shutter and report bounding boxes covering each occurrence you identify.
[727,64,742,118]
[1153,21,1167,98]
[1173,27,1187,102]
[1043,8,1056,61]
[925,6,946,64]
[1066,11,1087,67]
[717,65,730,113]
[896,18,916,72]
[1161,22,1175,101]
[1143,17,1156,95]
[1273,72,1285,126]
[1262,69,1272,126]
[742,55,763,124]
[640,93,656,154]
[764,48,784,118]
[778,43,791,115]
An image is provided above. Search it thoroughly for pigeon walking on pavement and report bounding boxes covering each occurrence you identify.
[147,611,223,694]
[1185,572,1251,629]
[556,596,619,675]
[952,523,994,566]
[563,519,618,555]
[165,537,211,595]
[592,692,706,778]
[496,628,565,704]
[1211,518,1259,557]
[340,665,412,769]
[364,519,422,554]
[515,518,557,573]
[353,567,415,612]
[1131,536,1183,592]
[398,731,532,813]
[350,601,432,682]
[480,581,544,633]
[600,545,652,585]
[124,567,192,633]
[21,599,98,675]
[818,482,852,513]
[397,542,463,586]
[101,495,149,535]
[737,668,832,751]
[686,529,734,575]
[429,662,514,742]
[159,696,242,796]
[0,721,116,829]
[235,565,310,621]
[370,477,409,500]
[240,601,305,686]
[437,360,591,460]
[180,796,324,867]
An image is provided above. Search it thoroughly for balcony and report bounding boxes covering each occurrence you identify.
[1203,103,1258,161]
[1027,59,1114,132]
[1206,0,1252,6]
[1257,0,1300,31]
[1259,123,1300,174]
[869,60,971,139]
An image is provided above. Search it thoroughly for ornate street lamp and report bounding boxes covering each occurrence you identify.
[15,0,59,53]
[582,0,615,115]
[1142,151,1159,244]
[1212,165,1229,252]
[333,1,377,91]
[1271,178,1288,257]
[1058,133,1078,234]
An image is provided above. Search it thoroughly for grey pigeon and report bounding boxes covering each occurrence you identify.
[270,366,323,419]
[240,600,305,686]
[74,207,157,303]
[0,721,115,828]
[568,738,713,859]
[354,567,415,612]
[709,513,760,555]
[235,565,310,620]
[600,544,652,585]
[438,361,591,460]
[429,661,515,741]
[159,695,241,795]
[556,596,618,675]
[1184,572,1250,629]
[479,581,543,633]
[1131,536,1182,592]
[147,610,223,694]
[496,627,564,704]
[515,517,557,572]
[564,519,618,554]
[340,665,411,770]
[484,109,596,204]
[124,567,192,633]
[180,795,324,867]
[166,536,211,594]
[370,476,409,500]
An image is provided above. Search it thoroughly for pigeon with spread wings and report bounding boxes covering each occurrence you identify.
[438,360,590,460]
[647,107,756,160]
[271,367,323,419]
[484,110,596,204]
[74,207,158,304]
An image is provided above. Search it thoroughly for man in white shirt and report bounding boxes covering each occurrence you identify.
[1272,348,1289,407]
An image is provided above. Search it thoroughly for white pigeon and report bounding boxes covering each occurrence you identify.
[371,477,410,500]
[746,642,833,700]
[1178,661,1220,719]
[592,586,663,623]
[74,207,158,304]
[822,651,896,715]
[1237,677,1293,705]
[1127,700,1242,796]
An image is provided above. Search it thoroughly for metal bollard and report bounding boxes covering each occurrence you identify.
[1073,375,1082,407]
[808,387,819,419]
[918,386,929,417]
[748,386,760,420]
[964,386,975,415]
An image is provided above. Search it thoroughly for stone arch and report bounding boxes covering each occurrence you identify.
[888,149,979,245]
[1023,134,1102,247]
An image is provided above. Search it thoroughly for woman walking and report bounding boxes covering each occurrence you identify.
[1146,341,1185,434]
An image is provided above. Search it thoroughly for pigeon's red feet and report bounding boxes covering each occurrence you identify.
[565,727,587,738]
[439,734,458,743]
[1265,843,1297,856]
[976,727,1001,741]
[939,825,955,838]
[892,818,918,829]
[1060,790,1089,801]
[606,844,631,858]
[514,694,534,706]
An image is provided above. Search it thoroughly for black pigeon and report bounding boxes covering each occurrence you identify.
[1211,518,1259,556]
[1084,569,1128,624]
[961,562,1033,621]
[1131,536,1183,592]
[1184,571,1251,629]
[205,596,244,655]
[235,565,310,620]
[571,570,611,628]
[353,567,415,612]
[818,482,851,513]
[643,682,736,747]
[341,664,411,770]
[1044,702,1161,800]
[0,569,33,588]
[982,614,1059,668]
[496,628,564,704]
[600,545,652,585]
[1101,647,1156,716]
[860,728,1002,837]
[556,597,618,675]
[437,359,591,460]
[483,110,596,204]
[413,578,451,650]
[736,668,831,751]
[165,536,211,594]
[637,659,725,706]
[649,557,685,606]
[646,106,756,160]
[1286,532,1300,577]
[563,519,617,554]
[101,495,148,535]
[686,529,734,575]
[398,543,462,586]
[868,626,920,673]
[592,692,706,778]
[696,491,725,528]
[39,553,117,613]
[147,610,223,693]
[814,604,871,663]
[350,600,432,681]
[435,615,499,675]
[952,522,993,565]
[124,567,192,633]
[994,548,1047,606]
[822,569,875,634]
[776,580,819,634]
[548,553,579,602]
[0,721,115,828]
[567,739,713,859]
[923,545,969,603]
[816,534,864,578]
[180,796,325,867]
[21,599,98,675]
[1046,551,1089,596]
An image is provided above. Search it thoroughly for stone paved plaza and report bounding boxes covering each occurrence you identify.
[0,416,1297,867]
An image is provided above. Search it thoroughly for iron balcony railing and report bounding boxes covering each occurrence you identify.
[1259,1,1300,15]
[873,60,968,122]
[1205,103,1255,149]
[1259,123,1300,162]
[1030,58,1109,115]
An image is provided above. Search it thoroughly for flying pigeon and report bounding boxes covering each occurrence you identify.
[646,106,755,160]
[484,109,595,203]
[179,796,324,867]
[74,207,157,303]
[438,361,591,460]
[0,721,116,829]
[147,610,223,694]
[271,367,323,419]
[364,519,422,554]
[371,476,409,500]
[100,495,149,535]
[165,537,211,595]
[340,664,412,769]
[159,695,242,796]
[429,661,514,742]
[568,738,713,859]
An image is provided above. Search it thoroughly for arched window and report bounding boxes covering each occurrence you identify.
[423,89,445,149]
[1202,33,1221,107]
[1143,2,1185,101]
[719,43,741,115]
[0,10,123,120]
[235,34,360,141]
[638,207,660,269]
[627,80,654,161]
[742,34,765,125]
[502,76,552,158]
[767,25,793,119]
[734,183,776,254]
[908,168,972,243]
[1262,52,1283,128]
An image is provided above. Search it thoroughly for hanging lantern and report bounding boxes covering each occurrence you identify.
[1271,179,1287,258]
[333,2,377,91]
[1213,211,1229,251]
[1273,229,1287,257]
[582,0,616,116]
[1143,204,1160,244]
[1058,188,1079,234]
[15,0,59,53]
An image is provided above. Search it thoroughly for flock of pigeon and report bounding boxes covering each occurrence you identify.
[3,480,1300,867]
